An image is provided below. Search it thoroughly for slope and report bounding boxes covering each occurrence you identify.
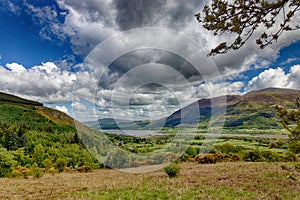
[166,87,300,129]
[0,92,99,177]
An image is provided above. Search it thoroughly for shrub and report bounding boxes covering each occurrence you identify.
[48,167,58,174]
[243,149,263,162]
[54,158,68,172]
[64,166,74,172]
[12,165,30,178]
[194,153,226,164]
[164,163,180,178]
[77,165,92,173]
[285,152,297,162]
[30,163,44,179]
[230,154,240,162]
[260,150,279,162]
[0,148,17,177]
[185,147,199,158]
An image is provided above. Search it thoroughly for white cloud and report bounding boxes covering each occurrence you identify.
[247,65,300,91]
[71,102,87,111]
[0,62,76,103]
[55,105,69,114]
[196,81,244,99]
[287,65,300,89]
[6,63,26,72]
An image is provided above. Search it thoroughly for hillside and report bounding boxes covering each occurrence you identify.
[0,92,99,177]
[93,88,300,130]
[166,88,299,129]
[0,92,43,106]
[0,93,74,132]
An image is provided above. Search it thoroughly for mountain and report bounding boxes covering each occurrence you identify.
[165,87,300,129]
[93,88,300,130]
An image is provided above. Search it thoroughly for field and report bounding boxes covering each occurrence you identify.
[0,162,299,199]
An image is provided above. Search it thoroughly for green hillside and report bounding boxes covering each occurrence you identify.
[0,92,43,106]
[0,92,99,177]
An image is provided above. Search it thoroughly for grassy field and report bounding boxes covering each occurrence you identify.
[0,162,299,199]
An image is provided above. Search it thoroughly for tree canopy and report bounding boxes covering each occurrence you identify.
[195,0,300,56]
[276,98,300,153]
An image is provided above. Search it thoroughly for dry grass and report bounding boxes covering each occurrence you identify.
[0,162,299,199]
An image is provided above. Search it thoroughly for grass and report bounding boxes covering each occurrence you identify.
[0,162,299,199]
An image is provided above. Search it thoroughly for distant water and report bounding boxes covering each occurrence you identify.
[102,129,160,137]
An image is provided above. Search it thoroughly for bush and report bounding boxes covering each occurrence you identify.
[230,154,240,162]
[260,151,278,162]
[194,153,224,164]
[285,152,297,162]
[164,163,180,178]
[185,147,199,158]
[0,148,17,177]
[11,165,30,178]
[54,158,68,172]
[30,163,44,178]
[77,165,92,173]
[243,149,263,162]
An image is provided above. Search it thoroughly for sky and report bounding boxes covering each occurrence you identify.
[0,0,300,122]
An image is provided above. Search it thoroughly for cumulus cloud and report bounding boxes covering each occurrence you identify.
[196,81,244,98]
[55,105,69,114]
[247,65,300,91]
[6,63,26,72]
[0,62,76,103]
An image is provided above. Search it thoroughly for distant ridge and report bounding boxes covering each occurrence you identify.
[92,88,300,130]
[0,92,43,106]
[165,87,300,128]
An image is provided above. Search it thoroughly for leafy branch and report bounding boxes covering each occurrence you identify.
[195,0,300,56]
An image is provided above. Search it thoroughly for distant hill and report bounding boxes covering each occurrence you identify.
[166,87,300,129]
[0,92,43,106]
[85,118,156,130]
[92,88,300,130]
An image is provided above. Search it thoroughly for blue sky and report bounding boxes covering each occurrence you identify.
[0,0,299,122]
[0,2,68,67]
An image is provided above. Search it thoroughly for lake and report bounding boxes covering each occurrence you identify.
[102,129,162,137]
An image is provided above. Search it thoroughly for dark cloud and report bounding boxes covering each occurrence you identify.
[114,0,167,30]
[114,0,205,30]
[97,49,201,90]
